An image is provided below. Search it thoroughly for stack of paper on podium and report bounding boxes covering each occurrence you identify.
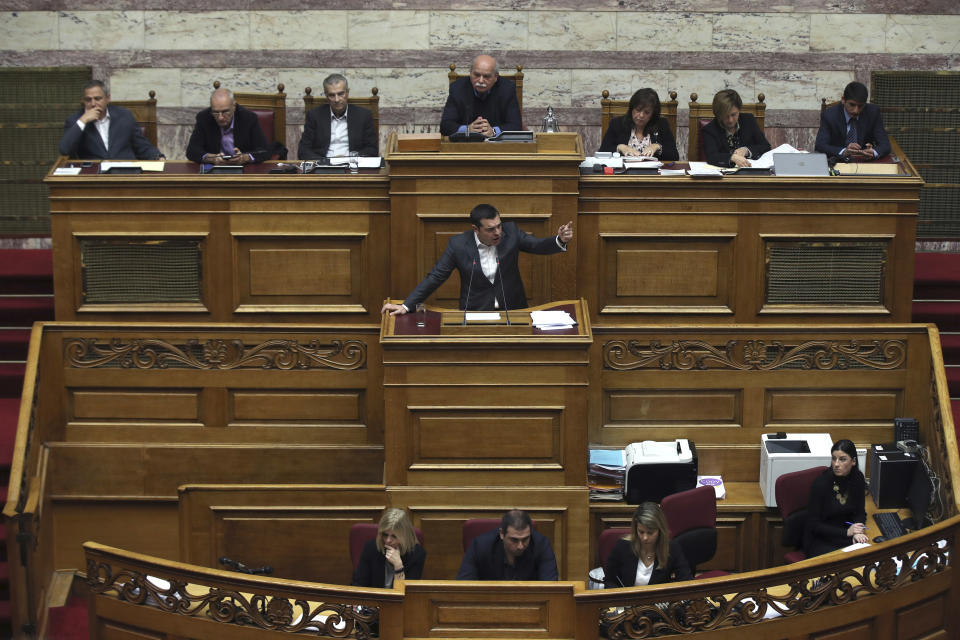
[530,309,576,330]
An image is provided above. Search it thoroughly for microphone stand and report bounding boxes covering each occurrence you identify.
[462,259,477,326]
[496,257,510,326]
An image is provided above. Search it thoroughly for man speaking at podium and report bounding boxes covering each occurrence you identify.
[381,204,573,316]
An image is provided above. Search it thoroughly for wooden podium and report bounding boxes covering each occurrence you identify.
[381,299,592,487]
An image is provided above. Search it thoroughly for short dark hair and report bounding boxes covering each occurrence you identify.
[712,89,743,120]
[83,80,107,93]
[624,88,662,136]
[470,203,500,227]
[501,509,532,533]
[843,81,869,103]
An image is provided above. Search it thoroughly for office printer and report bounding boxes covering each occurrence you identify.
[624,439,698,504]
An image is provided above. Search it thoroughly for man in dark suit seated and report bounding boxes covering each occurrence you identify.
[440,55,522,138]
[298,73,378,159]
[380,203,573,316]
[456,510,558,581]
[815,81,891,162]
[186,88,270,165]
[59,80,163,160]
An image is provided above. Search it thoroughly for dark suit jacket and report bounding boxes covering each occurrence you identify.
[403,221,565,312]
[185,104,270,163]
[603,538,692,588]
[298,105,378,159]
[815,102,891,160]
[598,116,679,161]
[702,113,771,167]
[802,468,867,558]
[440,77,522,136]
[457,528,558,581]
[59,105,161,160]
[351,539,426,587]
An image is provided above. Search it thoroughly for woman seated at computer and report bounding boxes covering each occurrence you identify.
[352,508,426,587]
[598,88,679,161]
[804,439,869,557]
[702,89,771,168]
[603,502,691,587]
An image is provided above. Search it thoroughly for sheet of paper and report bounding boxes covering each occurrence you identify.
[358,157,382,168]
[687,162,723,176]
[100,161,165,172]
[530,310,576,329]
[329,157,350,165]
[659,169,686,176]
[579,156,624,169]
[53,167,81,176]
[465,312,501,321]
[750,143,802,169]
[623,156,663,168]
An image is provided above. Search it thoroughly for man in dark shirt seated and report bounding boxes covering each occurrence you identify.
[440,55,522,138]
[815,81,890,162]
[457,509,558,580]
[298,73,378,159]
[59,80,163,160]
[186,87,270,165]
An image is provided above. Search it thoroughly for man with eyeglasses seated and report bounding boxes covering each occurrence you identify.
[440,54,522,139]
[186,87,270,165]
[59,80,163,160]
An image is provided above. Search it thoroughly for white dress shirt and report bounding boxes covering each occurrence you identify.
[327,106,350,157]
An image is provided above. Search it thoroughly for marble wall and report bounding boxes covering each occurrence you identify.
[2,3,959,159]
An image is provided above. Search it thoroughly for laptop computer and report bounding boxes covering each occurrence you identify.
[773,153,829,177]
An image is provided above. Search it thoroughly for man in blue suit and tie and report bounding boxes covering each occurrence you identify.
[381,204,573,315]
[815,81,890,162]
[59,80,163,160]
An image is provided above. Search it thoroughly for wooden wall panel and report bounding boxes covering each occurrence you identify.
[600,234,735,315]
[606,390,740,426]
[178,485,386,582]
[47,443,384,497]
[70,389,201,423]
[767,390,901,425]
[230,390,364,424]
[894,594,949,640]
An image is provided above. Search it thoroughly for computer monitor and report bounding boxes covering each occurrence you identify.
[904,460,934,530]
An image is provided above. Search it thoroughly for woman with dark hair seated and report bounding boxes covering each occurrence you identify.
[352,508,426,587]
[598,88,679,161]
[803,439,869,557]
[701,88,771,167]
[603,502,691,588]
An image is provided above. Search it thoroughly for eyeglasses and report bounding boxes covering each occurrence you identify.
[211,109,234,116]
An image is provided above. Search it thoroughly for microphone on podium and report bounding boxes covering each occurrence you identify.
[496,256,511,326]
[462,259,477,326]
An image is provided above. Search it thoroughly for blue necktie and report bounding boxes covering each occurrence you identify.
[846,118,858,145]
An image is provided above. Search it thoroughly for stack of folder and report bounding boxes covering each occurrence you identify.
[589,449,626,501]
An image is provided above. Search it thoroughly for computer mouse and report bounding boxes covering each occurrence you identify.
[873,536,887,543]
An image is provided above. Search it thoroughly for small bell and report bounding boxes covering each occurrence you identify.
[542,106,559,133]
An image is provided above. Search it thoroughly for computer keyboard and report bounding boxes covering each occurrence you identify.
[874,511,908,539]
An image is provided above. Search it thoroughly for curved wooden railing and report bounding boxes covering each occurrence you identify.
[85,519,957,639]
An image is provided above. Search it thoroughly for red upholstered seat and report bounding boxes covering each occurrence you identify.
[250,109,275,146]
[775,465,828,564]
[662,485,729,578]
[597,527,630,567]
[462,518,501,552]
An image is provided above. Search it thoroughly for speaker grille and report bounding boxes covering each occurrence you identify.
[81,239,202,304]
[766,242,886,305]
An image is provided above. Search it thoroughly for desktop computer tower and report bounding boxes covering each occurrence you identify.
[869,443,920,509]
